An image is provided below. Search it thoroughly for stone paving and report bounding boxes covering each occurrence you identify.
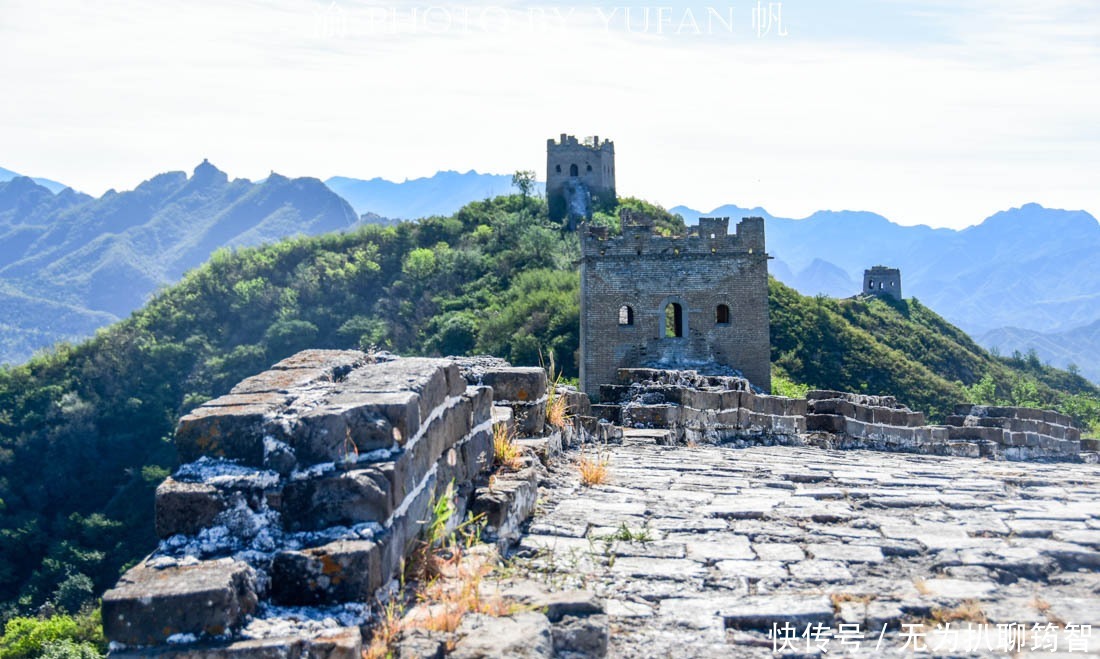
[514,431,1100,657]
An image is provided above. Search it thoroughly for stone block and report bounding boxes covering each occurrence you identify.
[155,478,225,538]
[947,441,980,458]
[844,418,867,438]
[721,595,834,631]
[295,391,420,463]
[782,397,808,416]
[806,414,844,433]
[591,405,621,425]
[623,404,679,428]
[392,397,473,498]
[1043,409,1073,426]
[110,627,363,659]
[271,349,366,374]
[467,386,492,427]
[451,612,553,658]
[281,467,393,532]
[229,368,333,395]
[719,390,742,410]
[1066,426,1081,442]
[1082,439,1100,452]
[271,540,382,605]
[598,384,632,404]
[460,426,493,482]
[480,367,547,403]
[807,390,848,402]
[470,467,539,545]
[342,358,456,421]
[810,398,855,418]
[175,403,273,465]
[954,404,977,416]
[854,405,875,424]
[102,560,257,646]
[509,400,546,437]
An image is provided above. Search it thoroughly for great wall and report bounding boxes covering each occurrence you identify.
[101,350,1100,657]
[98,135,1100,656]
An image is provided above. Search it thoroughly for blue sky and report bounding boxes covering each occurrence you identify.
[1,0,1097,228]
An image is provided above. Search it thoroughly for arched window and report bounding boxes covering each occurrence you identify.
[586,164,593,172]
[569,163,579,177]
[618,305,634,326]
[716,304,730,325]
[664,302,684,338]
[555,164,561,174]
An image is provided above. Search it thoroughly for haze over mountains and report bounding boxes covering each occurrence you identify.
[0,161,358,362]
[1,166,1097,383]
[326,170,543,220]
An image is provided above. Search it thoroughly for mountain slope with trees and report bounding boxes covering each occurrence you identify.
[0,163,360,364]
[0,194,1095,629]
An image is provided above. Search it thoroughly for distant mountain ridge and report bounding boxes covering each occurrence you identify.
[326,170,544,218]
[981,320,1100,384]
[0,162,359,363]
[3,162,1098,383]
[0,165,72,194]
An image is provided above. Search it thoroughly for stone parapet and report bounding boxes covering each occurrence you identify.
[103,351,557,656]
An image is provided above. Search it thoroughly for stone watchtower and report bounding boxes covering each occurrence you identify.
[579,215,772,398]
[863,266,902,300]
[546,134,616,228]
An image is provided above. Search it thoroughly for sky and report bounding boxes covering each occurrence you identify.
[1,0,1098,228]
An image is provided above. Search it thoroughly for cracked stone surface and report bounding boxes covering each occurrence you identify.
[513,431,1100,657]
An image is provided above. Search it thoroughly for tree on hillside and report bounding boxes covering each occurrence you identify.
[511,170,536,201]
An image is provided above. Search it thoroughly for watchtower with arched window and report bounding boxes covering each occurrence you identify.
[546,134,616,228]
[579,215,772,397]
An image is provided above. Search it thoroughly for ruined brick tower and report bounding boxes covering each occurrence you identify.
[580,215,772,398]
[546,134,616,228]
[863,266,902,300]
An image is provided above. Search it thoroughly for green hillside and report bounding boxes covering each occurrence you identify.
[0,194,1096,625]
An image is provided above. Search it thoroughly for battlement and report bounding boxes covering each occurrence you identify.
[581,216,767,259]
[547,133,615,151]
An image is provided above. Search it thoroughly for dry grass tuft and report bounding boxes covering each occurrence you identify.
[931,599,988,625]
[830,592,875,612]
[1031,596,1066,627]
[362,598,404,659]
[492,422,523,471]
[578,451,610,486]
[545,386,570,429]
[912,576,931,595]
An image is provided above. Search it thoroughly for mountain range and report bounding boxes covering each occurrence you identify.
[1,165,1097,383]
[0,161,359,362]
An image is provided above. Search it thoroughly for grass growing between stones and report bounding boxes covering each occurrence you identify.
[578,450,610,486]
[365,484,520,658]
[544,356,571,430]
[492,423,523,471]
[930,599,989,625]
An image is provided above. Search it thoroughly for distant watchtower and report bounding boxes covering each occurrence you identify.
[863,266,902,300]
[547,134,616,228]
[579,215,772,397]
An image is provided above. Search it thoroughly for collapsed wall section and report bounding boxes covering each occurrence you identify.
[102,351,559,657]
[595,368,805,444]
